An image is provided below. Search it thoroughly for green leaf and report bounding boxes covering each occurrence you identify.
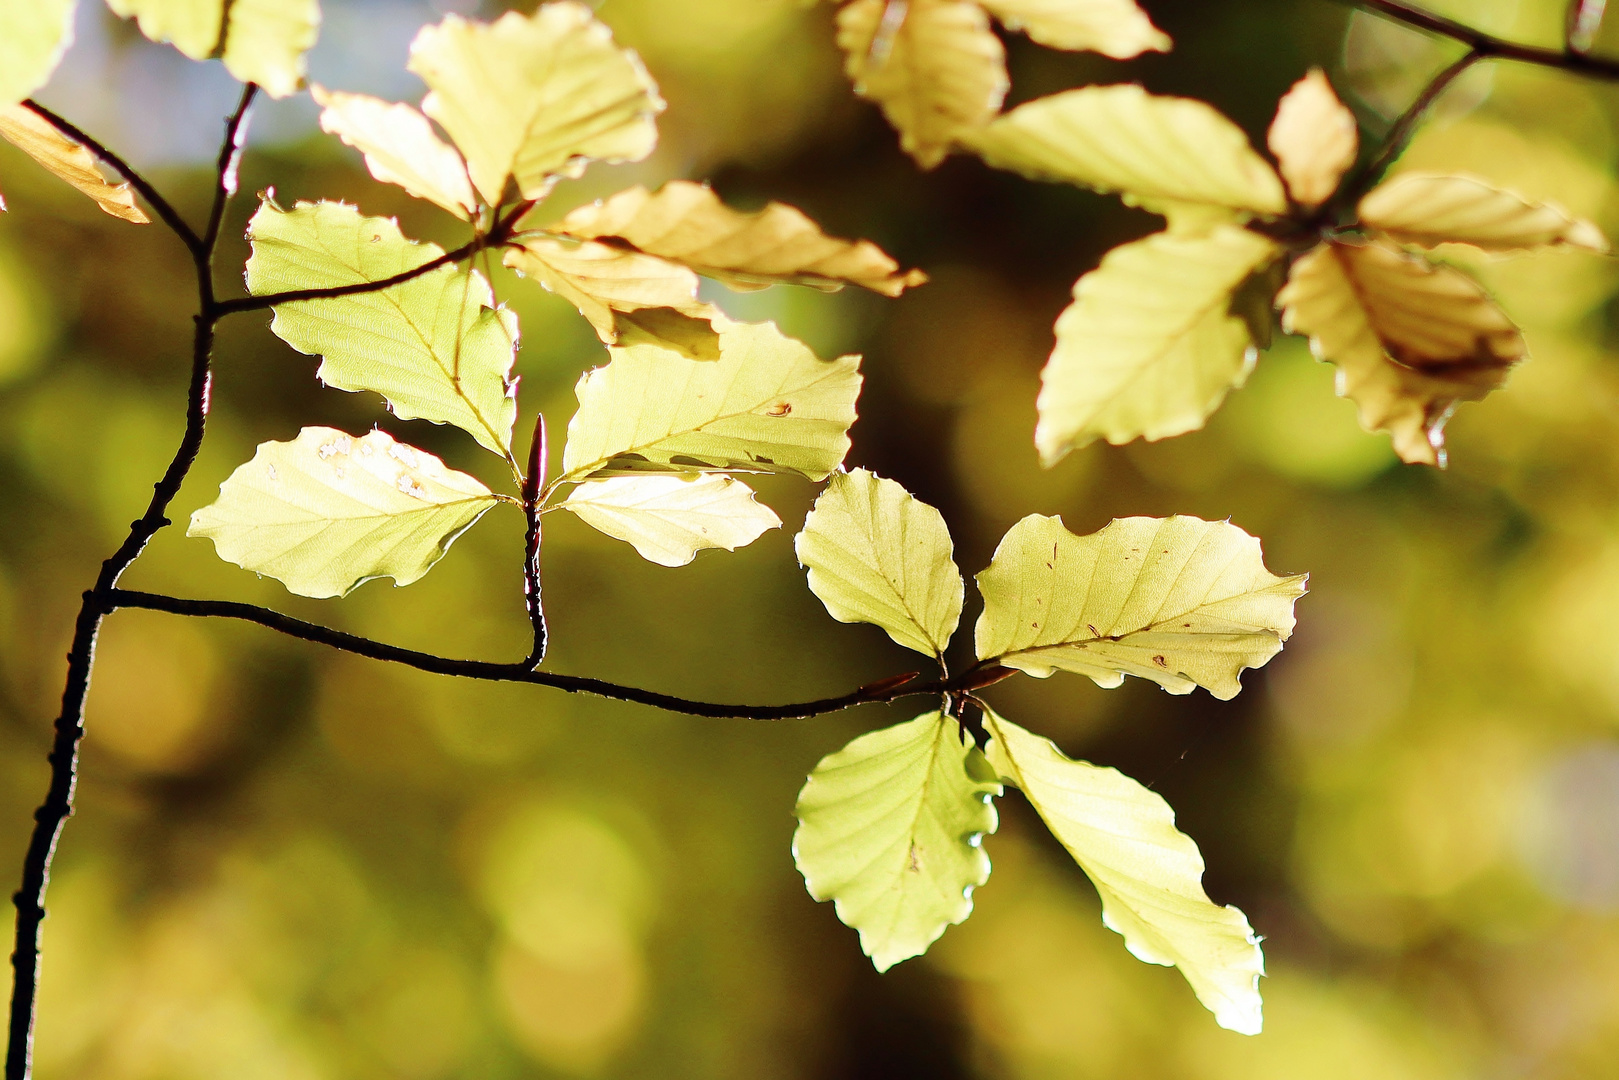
[0,0,75,108]
[1036,226,1279,464]
[974,514,1306,699]
[562,473,781,567]
[104,0,320,98]
[794,711,1001,971]
[795,469,964,658]
[965,85,1286,226]
[244,199,518,459]
[408,4,663,206]
[312,86,477,220]
[559,320,862,482]
[188,427,499,599]
[983,709,1264,1034]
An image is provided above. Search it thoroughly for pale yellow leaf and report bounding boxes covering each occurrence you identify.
[0,0,75,107]
[974,514,1306,699]
[837,0,1008,169]
[1277,239,1526,466]
[1036,226,1278,464]
[979,0,1170,57]
[0,105,149,223]
[409,4,663,205]
[551,180,926,296]
[189,427,498,598]
[563,473,781,566]
[105,0,320,98]
[984,709,1264,1034]
[311,86,476,220]
[502,235,710,348]
[966,85,1287,225]
[1267,68,1357,208]
[795,469,965,658]
[560,320,862,482]
[1359,172,1609,254]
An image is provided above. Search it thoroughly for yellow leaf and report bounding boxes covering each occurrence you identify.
[551,181,926,296]
[837,0,1008,169]
[1266,68,1357,209]
[0,0,75,107]
[1277,239,1527,466]
[0,105,149,223]
[503,235,713,349]
[974,514,1306,699]
[1036,226,1278,463]
[311,86,476,220]
[978,0,1170,57]
[562,473,781,567]
[408,4,663,206]
[104,0,320,98]
[983,709,1265,1035]
[966,85,1287,225]
[1358,172,1609,254]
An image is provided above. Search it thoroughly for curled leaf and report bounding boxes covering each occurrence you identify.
[1359,173,1608,254]
[0,105,149,223]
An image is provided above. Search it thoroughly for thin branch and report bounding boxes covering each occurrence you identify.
[1345,0,1619,78]
[106,589,999,720]
[201,85,259,262]
[521,414,548,667]
[19,100,204,257]
[1342,48,1482,203]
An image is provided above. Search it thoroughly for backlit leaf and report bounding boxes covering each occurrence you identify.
[794,711,1001,972]
[795,469,964,658]
[189,427,498,598]
[1035,225,1278,464]
[0,105,149,223]
[1277,238,1526,466]
[311,86,476,220]
[560,320,862,482]
[550,181,927,296]
[503,235,720,360]
[408,4,663,205]
[837,0,1008,169]
[104,0,320,98]
[1267,68,1357,208]
[974,514,1306,699]
[1358,173,1608,254]
[0,0,74,107]
[983,709,1264,1035]
[966,85,1287,226]
[978,0,1170,57]
[245,199,518,458]
[562,473,781,567]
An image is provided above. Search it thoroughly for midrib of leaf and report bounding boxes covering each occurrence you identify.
[1091,259,1249,404]
[837,718,956,888]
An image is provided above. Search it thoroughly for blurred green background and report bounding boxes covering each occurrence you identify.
[4,0,1619,1076]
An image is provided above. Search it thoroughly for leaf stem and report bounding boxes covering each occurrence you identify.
[1341,48,1482,205]
[522,413,548,667]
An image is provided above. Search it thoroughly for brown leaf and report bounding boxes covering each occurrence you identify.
[1359,173,1608,254]
[837,0,1008,169]
[1266,69,1357,209]
[1277,239,1525,466]
[552,180,926,296]
[0,105,148,223]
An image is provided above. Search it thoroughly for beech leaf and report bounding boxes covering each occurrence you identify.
[0,105,149,223]
[245,199,518,458]
[1036,225,1279,464]
[837,0,1008,169]
[408,3,663,205]
[560,320,862,482]
[966,85,1287,227]
[1267,69,1358,209]
[1358,173,1609,254]
[104,0,320,98]
[978,0,1170,57]
[550,180,926,296]
[0,0,75,108]
[974,514,1307,699]
[794,711,1001,972]
[562,473,781,567]
[983,709,1265,1035]
[311,86,477,220]
[796,469,965,658]
[1277,238,1527,466]
[189,427,498,598]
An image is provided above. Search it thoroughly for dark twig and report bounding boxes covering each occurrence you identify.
[1342,48,1483,203]
[521,414,548,667]
[19,100,204,257]
[105,589,967,720]
[1345,0,1619,78]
